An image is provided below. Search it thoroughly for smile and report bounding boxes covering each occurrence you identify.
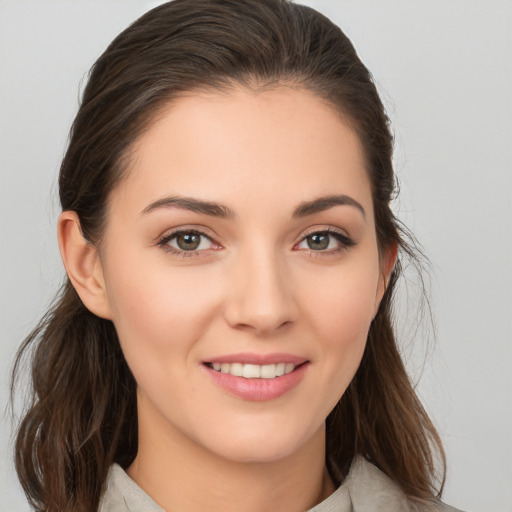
[206,362,296,379]
[202,353,309,400]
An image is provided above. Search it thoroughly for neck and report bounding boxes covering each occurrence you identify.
[127,397,335,512]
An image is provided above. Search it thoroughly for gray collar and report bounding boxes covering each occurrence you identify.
[99,456,457,512]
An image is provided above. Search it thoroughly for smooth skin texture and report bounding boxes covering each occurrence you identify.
[58,85,395,512]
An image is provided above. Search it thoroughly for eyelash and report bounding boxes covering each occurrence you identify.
[157,228,355,258]
[157,229,219,257]
[298,228,356,256]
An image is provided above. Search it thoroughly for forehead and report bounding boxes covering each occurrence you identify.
[113,85,373,219]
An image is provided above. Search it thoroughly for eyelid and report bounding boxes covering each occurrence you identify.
[157,226,222,257]
[294,226,356,254]
[156,223,221,244]
[299,225,351,239]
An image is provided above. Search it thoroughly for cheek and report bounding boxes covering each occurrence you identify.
[299,257,380,394]
[303,260,379,343]
[103,255,221,366]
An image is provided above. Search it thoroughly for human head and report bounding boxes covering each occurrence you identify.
[14,1,443,510]
[60,0,396,251]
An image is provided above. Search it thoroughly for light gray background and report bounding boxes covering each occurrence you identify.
[1,1,511,511]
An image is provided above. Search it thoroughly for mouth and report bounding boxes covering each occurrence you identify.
[202,353,310,400]
[204,361,306,379]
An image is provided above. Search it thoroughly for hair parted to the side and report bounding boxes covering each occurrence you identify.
[11,1,445,510]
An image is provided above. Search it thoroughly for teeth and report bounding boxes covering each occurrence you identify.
[284,363,294,374]
[260,364,275,379]
[210,362,298,379]
[242,364,261,378]
[230,363,243,377]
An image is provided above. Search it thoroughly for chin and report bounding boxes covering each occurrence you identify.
[213,440,299,464]
[199,421,321,465]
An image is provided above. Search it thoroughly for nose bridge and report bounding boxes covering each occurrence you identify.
[224,241,297,334]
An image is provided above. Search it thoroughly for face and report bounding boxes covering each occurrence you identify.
[98,86,389,464]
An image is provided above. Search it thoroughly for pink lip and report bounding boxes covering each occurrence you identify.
[204,352,308,366]
[202,357,310,402]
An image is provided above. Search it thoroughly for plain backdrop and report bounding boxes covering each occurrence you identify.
[1,1,511,511]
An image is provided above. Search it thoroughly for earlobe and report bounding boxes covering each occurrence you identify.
[374,242,398,316]
[57,211,112,319]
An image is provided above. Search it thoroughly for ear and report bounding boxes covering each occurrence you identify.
[57,211,112,319]
[373,241,398,316]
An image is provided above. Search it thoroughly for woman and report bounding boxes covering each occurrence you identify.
[11,0,462,511]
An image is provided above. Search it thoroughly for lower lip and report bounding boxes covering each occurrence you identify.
[203,363,309,401]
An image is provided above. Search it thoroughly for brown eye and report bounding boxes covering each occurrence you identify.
[175,232,201,250]
[296,230,355,253]
[306,233,330,250]
[161,230,216,253]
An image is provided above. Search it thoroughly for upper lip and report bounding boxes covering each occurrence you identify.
[204,353,308,366]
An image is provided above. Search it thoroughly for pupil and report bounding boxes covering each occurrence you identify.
[177,232,200,250]
[308,233,329,250]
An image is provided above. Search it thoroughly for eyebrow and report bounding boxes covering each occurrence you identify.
[292,194,366,219]
[141,193,365,219]
[141,196,236,218]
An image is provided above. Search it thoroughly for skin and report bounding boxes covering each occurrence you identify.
[59,85,395,512]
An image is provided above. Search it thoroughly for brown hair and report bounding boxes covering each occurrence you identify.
[11,1,445,510]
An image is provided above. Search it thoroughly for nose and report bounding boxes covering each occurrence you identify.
[223,247,298,335]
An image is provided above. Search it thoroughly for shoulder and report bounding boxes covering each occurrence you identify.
[99,463,164,512]
[346,457,464,512]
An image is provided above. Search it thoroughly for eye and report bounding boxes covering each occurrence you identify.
[296,229,354,253]
[158,229,218,255]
